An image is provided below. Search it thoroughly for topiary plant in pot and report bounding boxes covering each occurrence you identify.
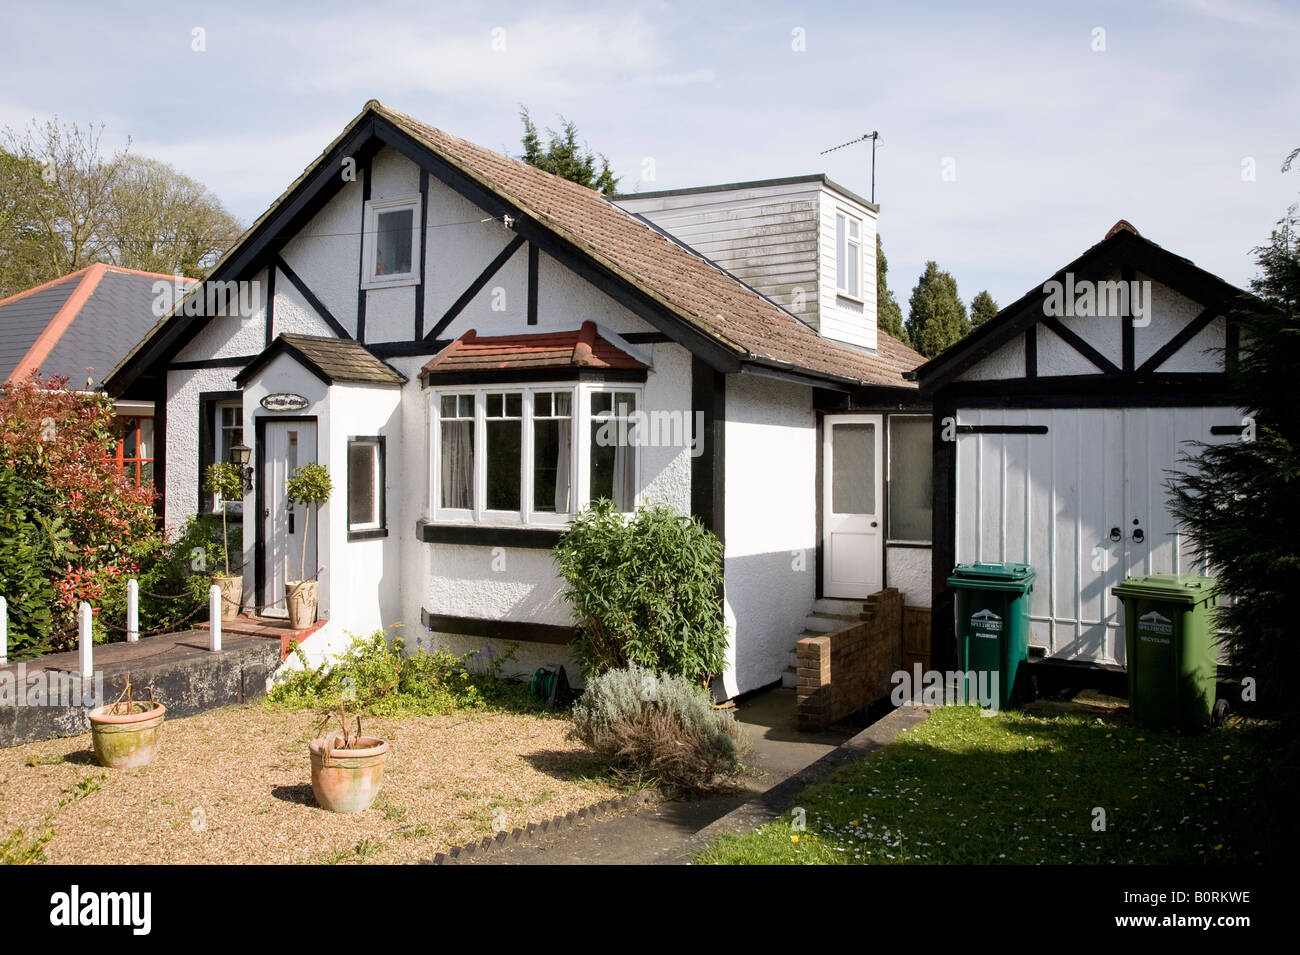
[202,462,244,619]
[308,699,389,813]
[284,462,332,629]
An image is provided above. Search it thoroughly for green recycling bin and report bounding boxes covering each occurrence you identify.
[946,562,1036,710]
[1112,574,1219,731]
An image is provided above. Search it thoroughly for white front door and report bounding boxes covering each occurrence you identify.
[262,420,317,617]
[822,414,883,598]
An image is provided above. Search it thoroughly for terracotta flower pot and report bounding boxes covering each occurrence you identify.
[308,736,389,813]
[213,575,243,619]
[286,580,318,629]
[88,701,166,769]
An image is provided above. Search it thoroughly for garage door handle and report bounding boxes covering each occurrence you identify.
[1132,527,1144,543]
[1110,527,1122,542]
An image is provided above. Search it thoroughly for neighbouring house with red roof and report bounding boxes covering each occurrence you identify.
[0,263,197,487]
[103,100,1250,701]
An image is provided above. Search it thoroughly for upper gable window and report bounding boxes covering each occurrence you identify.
[362,196,421,289]
[836,211,861,299]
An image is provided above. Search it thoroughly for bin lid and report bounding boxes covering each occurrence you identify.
[1111,573,1217,603]
[946,561,1036,592]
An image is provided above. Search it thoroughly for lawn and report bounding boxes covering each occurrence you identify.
[0,704,624,864]
[695,706,1287,865]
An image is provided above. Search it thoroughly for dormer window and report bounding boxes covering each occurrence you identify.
[836,211,861,299]
[362,196,421,288]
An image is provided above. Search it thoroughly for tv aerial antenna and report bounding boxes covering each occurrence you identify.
[820,131,880,204]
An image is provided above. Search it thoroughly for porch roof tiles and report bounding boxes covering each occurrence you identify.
[421,322,648,375]
[236,334,406,387]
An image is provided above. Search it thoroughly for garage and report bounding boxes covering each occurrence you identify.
[915,222,1252,672]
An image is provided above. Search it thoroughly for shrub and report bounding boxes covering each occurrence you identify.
[266,631,535,716]
[0,372,164,645]
[554,500,728,683]
[1169,200,1300,734]
[0,466,71,656]
[570,665,748,792]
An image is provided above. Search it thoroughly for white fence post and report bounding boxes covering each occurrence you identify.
[126,579,139,643]
[78,601,93,678]
[208,585,222,652]
[0,594,7,665]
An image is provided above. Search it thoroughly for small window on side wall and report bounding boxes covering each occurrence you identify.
[887,415,933,544]
[362,197,421,288]
[347,436,386,539]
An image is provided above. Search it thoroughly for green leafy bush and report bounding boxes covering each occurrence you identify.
[570,664,748,792]
[554,500,728,682]
[266,631,536,716]
[0,466,71,656]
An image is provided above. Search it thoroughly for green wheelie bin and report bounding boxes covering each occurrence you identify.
[946,562,1036,710]
[1111,574,1220,731]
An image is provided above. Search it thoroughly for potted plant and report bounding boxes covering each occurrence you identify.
[203,462,244,619]
[284,461,332,629]
[308,700,389,813]
[88,675,165,769]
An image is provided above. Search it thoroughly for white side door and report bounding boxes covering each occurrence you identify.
[262,420,317,617]
[822,415,883,598]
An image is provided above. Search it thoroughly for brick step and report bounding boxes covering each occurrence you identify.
[803,611,862,633]
[813,597,868,617]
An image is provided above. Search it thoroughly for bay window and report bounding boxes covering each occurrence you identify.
[430,384,640,526]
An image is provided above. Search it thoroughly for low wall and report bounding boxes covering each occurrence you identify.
[796,588,904,731]
[0,634,282,748]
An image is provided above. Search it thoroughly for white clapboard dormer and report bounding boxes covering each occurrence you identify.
[615,175,880,350]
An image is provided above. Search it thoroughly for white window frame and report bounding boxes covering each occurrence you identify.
[836,210,862,300]
[886,413,933,545]
[213,400,243,516]
[361,195,422,289]
[428,382,643,527]
[346,436,385,536]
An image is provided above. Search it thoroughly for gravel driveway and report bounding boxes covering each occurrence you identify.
[0,704,622,864]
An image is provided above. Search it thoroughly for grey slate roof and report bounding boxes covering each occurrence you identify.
[235,334,406,387]
[0,266,188,388]
[0,275,80,382]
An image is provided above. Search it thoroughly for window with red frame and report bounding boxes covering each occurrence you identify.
[113,416,155,487]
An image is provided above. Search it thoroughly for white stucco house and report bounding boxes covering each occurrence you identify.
[106,100,932,699]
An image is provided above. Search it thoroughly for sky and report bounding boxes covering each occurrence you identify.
[1,0,1295,311]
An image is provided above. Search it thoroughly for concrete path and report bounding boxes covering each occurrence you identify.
[456,689,926,865]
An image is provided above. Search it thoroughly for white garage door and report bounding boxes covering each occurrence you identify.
[955,407,1238,665]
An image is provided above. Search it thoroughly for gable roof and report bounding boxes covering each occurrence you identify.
[421,322,648,376]
[235,334,406,387]
[0,264,194,387]
[911,221,1257,393]
[107,101,923,395]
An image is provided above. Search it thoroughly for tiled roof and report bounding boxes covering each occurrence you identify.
[375,103,922,388]
[422,322,648,375]
[238,334,405,386]
[0,265,194,387]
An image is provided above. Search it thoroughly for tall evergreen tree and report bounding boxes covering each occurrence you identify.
[905,261,970,357]
[970,289,999,327]
[519,108,619,196]
[876,233,909,346]
[1169,158,1300,734]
